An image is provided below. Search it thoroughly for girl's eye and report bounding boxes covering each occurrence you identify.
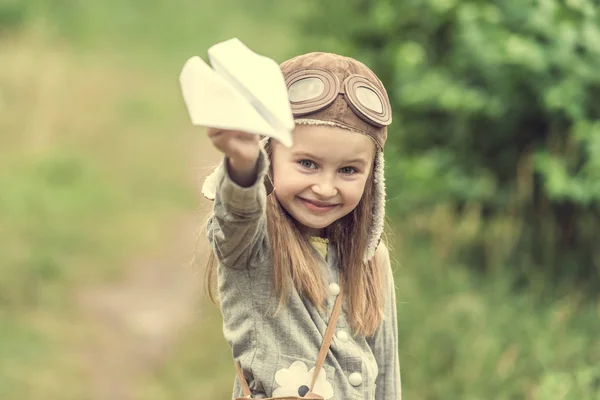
[340,166,358,175]
[299,160,317,169]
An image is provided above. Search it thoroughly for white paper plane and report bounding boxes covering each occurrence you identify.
[179,38,294,147]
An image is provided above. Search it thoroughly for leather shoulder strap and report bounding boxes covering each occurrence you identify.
[235,359,252,398]
[309,288,343,392]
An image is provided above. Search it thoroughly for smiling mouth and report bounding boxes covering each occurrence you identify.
[298,197,340,213]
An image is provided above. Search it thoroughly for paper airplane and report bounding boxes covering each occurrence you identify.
[179,38,294,147]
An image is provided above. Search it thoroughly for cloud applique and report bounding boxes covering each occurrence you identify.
[273,360,334,399]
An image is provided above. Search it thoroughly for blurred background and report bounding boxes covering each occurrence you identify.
[1,0,599,399]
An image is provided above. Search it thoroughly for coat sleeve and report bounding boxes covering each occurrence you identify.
[206,148,269,269]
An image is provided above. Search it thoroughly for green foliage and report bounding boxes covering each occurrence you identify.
[300,0,600,283]
[395,240,600,400]
[534,121,600,203]
[0,0,29,31]
[0,150,113,308]
[137,301,234,400]
[0,0,300,64]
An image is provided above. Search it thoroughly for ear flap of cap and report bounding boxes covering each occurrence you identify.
[365,149,386,261]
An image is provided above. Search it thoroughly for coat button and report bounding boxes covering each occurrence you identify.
[349,372,362,386]
[336,330,349,343]
[329,283,340,296]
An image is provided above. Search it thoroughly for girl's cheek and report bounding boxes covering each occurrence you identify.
[352,180,369,203]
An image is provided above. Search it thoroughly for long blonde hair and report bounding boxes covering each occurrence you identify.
[204,139,385,337]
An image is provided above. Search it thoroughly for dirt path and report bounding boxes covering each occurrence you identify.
[76,134,219,400]
[76,213,209,400]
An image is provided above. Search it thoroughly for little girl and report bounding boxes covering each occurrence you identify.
[202,52,401,399]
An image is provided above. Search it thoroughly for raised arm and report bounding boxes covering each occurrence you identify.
[205,129,269,268]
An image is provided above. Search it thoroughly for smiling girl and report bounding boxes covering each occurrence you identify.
[202,52,401,400]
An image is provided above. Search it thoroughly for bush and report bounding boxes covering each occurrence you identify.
[0,0,30,32]
[299,0,600,285]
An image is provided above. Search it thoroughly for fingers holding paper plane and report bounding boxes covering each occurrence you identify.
[207,128,260,161]
[207,128,261,187]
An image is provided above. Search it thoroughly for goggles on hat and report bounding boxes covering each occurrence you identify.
[285,68,392,127]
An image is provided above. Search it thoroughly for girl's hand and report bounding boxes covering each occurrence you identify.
[207,128,261,187]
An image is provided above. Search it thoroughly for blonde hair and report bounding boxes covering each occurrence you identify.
[204,139,386,337]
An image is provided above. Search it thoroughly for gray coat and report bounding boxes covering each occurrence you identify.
[206,150,402,399]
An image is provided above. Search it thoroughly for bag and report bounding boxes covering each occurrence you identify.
[233,288,344,399]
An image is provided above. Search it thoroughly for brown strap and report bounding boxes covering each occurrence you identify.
[235,359,252,398]
[233,288,344,398]
[309,287,344,392]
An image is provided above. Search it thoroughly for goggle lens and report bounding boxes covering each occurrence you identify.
[355,86,384,114]
[288,77,325,103]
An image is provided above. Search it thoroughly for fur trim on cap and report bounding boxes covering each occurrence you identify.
[366,149,385,261]
[295,119,365,136]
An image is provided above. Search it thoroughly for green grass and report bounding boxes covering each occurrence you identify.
[9,0,303,72]
[394,239,600,400]
[137,300,234,400]
[0,32,198,397]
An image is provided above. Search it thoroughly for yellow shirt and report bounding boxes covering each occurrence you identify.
[309,236,329,260]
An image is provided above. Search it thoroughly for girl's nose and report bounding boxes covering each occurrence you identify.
[311,179,338,199]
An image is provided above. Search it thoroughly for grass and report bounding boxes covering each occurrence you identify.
[137,299,234,400]
[0,0,302,398]
[393,236,600,400]
[0,27,198,398]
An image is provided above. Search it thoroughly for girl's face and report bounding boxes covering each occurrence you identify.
[271,124,376,236]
